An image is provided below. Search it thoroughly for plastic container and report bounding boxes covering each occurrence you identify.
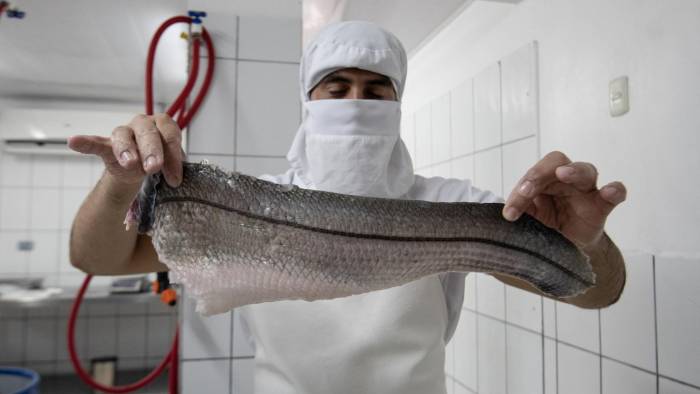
[0,367,40,394]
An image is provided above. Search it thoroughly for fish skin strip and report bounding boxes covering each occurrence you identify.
[136,162,594,316]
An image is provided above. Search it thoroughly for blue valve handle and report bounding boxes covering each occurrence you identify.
[188,10,207,24]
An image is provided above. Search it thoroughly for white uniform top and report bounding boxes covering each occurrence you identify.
[240,169,501,394]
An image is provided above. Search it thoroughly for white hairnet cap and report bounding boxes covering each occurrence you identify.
[300,21,408,101]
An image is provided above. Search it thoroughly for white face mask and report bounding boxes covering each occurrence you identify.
[288,99,414,198]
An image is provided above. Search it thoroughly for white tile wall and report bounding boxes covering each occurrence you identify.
[450,80,474,158]
[656,256,700,387]
[476,273,505,320]
[506,325,542,394]
[463,273,476,310]
[500,42,537,143]
[453,309,477,391]
[473,63,501,151]
[431,93,452,164]
[477,317,506,394]
[235,157,288,177]
[556,301,600,353]
[233,358,255,394]
[544,338,556,394]
[236,61,300,157]
[181,294,231,360]
[660,378,700,394]
[232,310,255,358]
[601,358,656,394]
[473,148,502,196]
[181,359,230,393]
[414,104,432,168]
[238,16,301,63]
[451,155,474,182]
[600,252,656,371]
[558,342,600,394]
[505,286,542,332]
[188,60,237,155]
[502,136,537,197]
[197,13,238,59]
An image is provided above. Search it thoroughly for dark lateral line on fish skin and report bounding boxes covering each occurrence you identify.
[155,196,593,287]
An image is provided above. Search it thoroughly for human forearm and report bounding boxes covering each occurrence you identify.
[69,171,143,274]
[493,232,626,308]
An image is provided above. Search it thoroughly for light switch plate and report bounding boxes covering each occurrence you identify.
[609,76,630,117]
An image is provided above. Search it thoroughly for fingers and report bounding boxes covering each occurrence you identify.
[110,126,140,169]
[154,114,183,187]
[67,135,112,158]
[503,151,572,221]
[595,181,627,216]
[555,162,598,193]
[130,115,165,175]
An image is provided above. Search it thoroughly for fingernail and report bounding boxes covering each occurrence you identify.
[519,181,534,197]
[558,166,575,177]
[120,151,132,163]
[601,187,618,199]
[144,155,157,171]
[503,207,519,221]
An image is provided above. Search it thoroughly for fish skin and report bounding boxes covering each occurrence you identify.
[137,162,594,315]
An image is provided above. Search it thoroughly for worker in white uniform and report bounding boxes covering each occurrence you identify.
[68,21,627,394]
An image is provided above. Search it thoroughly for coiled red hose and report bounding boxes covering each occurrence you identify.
[68,14,215,394]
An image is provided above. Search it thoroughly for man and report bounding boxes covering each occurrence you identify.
[69,21,626,394]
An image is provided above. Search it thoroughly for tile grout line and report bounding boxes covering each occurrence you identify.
[652,255,660,394]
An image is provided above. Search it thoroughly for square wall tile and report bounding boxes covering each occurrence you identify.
[556,301,600,353]
[28,231,60,273]
[451,155,474,183]
[446,376,455,394]
[31,189,61,230]
[198,12,238,59]
[181,292,231,359]
[187,154,235,172]
[602,358,656,394]
[400,113,416,161]
[188,59,236,155]
[463,273,476,310]
[238,16,301,62]
[0,231,30,273]
[0,319,25,363]
[506,286,542,333]
[476,273,505,320]
[558,342,600,394]
[453,310,477,392]
[501,42,538,143]
[502,136,537,197]
[474,148,502,197]
[233,358,255,394]
[148,315,173,358]
[62,157,94,188]
[432,162,451,178]
[117,316,147,359]
[544,338,556,394]
[507,325,543,394]
[235,157,289,178]
[477,316,506,394]
[233,310,255,358]
[542,297,556,338]
[414,105,432,168]
[26,318,56,361]
[1,188,30,230]
[236,61,300,156]
[88,317,117,359]
[56,317,87,361]
[473,64,501,150]
[431,93,452,164]
[181,359,230,394]
[600,252,656,371]
[60,189,89,230]
[454,381,473,394]
[1,154,32,187]
[660,378,700,394]
[32,156,61,187]
[450,80,474,158]
[656,256,700,387]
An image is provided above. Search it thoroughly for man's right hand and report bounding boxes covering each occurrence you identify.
[67,113,184,189]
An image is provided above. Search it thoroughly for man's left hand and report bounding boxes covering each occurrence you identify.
[502,151,627,250]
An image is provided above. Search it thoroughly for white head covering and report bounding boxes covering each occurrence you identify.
[287,21,415,198]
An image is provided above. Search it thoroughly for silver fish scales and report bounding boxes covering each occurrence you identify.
[135,162,594,315]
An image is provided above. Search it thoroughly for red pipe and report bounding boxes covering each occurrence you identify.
[68,14,215,394]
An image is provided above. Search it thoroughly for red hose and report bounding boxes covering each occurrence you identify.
[68,14,215,394]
